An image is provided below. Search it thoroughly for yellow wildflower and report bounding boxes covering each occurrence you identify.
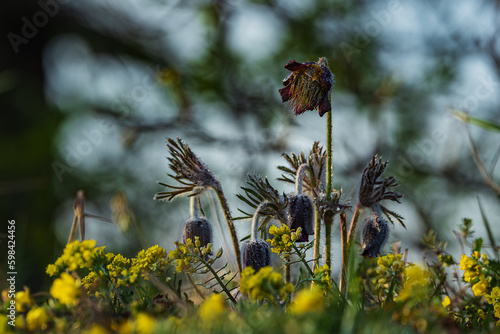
[50,273,81,306]
[132,245,169,279]
[290,287,324,315]
[118,319,135,334]
[313,265,333,292]
[472,277,489,297]
[15,287,34,312]
[25,307,50,331]
[136,313,155,334]
[492,287,500,300]
[441,296,450,308]
[82,324,109,334]
[107,254,131,287]
[459,254,478,282]
[240,266,294,302]
[82,271,101,297]
[46,240,105,276]
[267,224,302,254]
[199,293,226,322]
[396,264,430,302]
[495,304,500,319]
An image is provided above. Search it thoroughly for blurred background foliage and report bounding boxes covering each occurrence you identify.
[1,0,500,291]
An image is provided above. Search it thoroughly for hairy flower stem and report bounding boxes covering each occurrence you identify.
[326,108,333,201]
[251,201,270,241]
[341,202,362,296]
[324,101,334,277]
[214,187,243,277]
[339,211,348,296]
[312,209,321,270]
[295,163,310,194]
[324,212,333,274]
[189,194,201,219]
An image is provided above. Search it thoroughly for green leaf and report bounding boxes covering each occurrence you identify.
[472,238,483,253]
[451,109,500,133]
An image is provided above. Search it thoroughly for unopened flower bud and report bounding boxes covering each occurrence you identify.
[287,194,314,242]
[361,216,389,258]
[243,239,271,272]
[182,217,212,249]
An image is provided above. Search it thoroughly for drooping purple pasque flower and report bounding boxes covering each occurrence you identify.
[361,215,389,258]
[287,194,315,242]
[279,58,334,117]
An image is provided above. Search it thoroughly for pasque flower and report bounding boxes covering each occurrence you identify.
[358,156,402,208]
[279,58,334,117]
[361,215,390,258]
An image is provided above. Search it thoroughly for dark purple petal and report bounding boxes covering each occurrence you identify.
[279,86,292,103]
[318,94,331,117]
[319,74,333,92]
[284,59,307,71]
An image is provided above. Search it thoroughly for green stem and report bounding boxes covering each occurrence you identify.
[326,107,333,201]
[477,196,499,258]
[312,208,321,270]
[324,105,333,278]
[214,187,243,277]
[292,244,314,277]
[195,254,237,304]
[341,203,362,296]
[339,211,348,297]
[187,273,205,300]
[324,212,333,276]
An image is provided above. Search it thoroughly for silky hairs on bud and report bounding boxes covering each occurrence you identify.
[243,239,271,272]
[361,216,389,258]
[287,194,314,242]
[182,217,213,248]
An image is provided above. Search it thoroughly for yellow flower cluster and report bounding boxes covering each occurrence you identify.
[82,271,101,297]
[198,293,227,322]
[168,237,214,274]
[25,307,50,331]
[50,273,81,307]
[81,245,170,295]
[132,245,169,279]
[290,286,324,315]
[107,254,141,287]
[486,287,500,325]
[459,251,490,296]
[368,253,405,294]
[46,240,105,276]
[117,313,156,334]
[240,266,294,302]
[396,264,431,302]
[267,224,302,254]
[15,287,34,312]
[313,264,333,292]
